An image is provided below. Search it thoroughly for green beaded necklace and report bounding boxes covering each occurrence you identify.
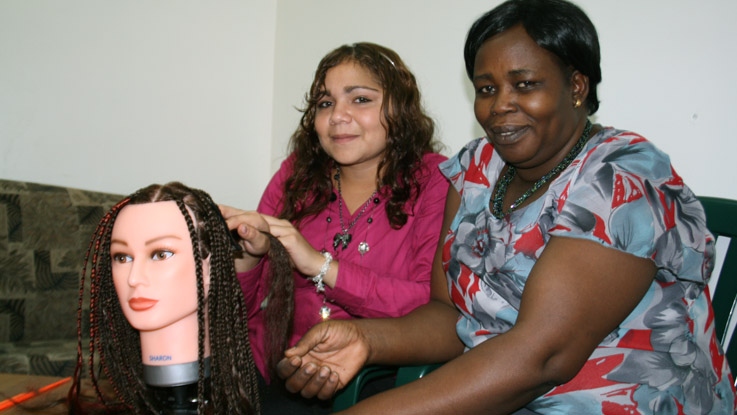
[491,120,593,219]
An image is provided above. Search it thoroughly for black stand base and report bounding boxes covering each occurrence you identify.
[149,382,210,415]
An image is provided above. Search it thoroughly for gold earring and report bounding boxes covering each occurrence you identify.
[574,99,582,108]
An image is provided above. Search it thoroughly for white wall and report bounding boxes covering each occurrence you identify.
[273,0,737,200]
[0,0,277,208]
[2,0,736,208]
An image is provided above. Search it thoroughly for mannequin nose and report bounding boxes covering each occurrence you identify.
[127,260,150,287]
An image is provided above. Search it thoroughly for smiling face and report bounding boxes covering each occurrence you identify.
[472,24,588,177]
[314,61,388,172]
[111,201,206,332]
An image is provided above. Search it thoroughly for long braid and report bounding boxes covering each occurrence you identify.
[70,201,123,412]
[175,199,209,414]
[262,234,294,375]
[193,188,260,414]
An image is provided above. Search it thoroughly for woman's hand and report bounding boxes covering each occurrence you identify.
[276,320,369,400]
[219,205,271,272]
[262,214,335,283]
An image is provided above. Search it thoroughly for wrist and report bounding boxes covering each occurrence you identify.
[353,319,376,365]
[311,251,333,293]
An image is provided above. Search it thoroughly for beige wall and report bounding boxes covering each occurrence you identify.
[0,0,277,208]
[2,0,735,208]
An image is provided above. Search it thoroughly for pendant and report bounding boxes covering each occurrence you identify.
[333,232,352,250]
[319,305,331,320]
[358,241,370,256]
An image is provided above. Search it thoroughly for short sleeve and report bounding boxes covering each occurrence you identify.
[548,132,712,284]
[439,137,492,194]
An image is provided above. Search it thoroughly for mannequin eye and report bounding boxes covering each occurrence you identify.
[112,253,132,263]
[152,250,174,261]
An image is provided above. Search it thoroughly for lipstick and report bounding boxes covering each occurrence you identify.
[129,297,158,311]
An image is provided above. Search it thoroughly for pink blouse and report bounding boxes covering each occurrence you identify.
[238,152,448,381]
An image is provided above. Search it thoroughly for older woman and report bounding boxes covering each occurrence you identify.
[275,0,737,414]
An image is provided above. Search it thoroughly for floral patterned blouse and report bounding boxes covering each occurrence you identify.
[439,127,736,415]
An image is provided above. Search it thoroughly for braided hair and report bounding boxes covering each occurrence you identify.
[70,182,293,414]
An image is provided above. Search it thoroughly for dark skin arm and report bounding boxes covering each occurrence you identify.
[279,187,656,414]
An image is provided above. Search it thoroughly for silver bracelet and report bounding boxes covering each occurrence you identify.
[312,251,332,293]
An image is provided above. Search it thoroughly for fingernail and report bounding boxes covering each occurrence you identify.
[290,357,300,366]
[318,367,330,379]
[304,363,316,375]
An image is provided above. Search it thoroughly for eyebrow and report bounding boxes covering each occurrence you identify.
[319,85,381,97]
[345,85,380,93]
[110,235,183,246]
[473,68,534,82]
[509,69,534,76]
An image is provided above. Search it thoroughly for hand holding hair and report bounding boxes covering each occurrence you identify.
[262,214,335,280]
[219,205,272,271]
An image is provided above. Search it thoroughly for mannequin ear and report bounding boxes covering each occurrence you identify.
[570,69,590,108]
[202,254,212,294]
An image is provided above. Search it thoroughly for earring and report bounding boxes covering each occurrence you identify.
[574,99,582,108]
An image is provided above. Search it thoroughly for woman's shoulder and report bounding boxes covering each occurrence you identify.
[587,127,668,159]
[414,152,450,188]
[421,151,449,167]
[580,126,673,179]
[440,137,493,171]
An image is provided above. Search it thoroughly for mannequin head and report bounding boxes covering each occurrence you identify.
[111,201,206,333]
[71,182,261,414]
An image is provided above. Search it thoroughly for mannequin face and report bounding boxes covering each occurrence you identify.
[111,201,208,332]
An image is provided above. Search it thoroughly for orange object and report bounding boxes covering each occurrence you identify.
[0,377,71,411]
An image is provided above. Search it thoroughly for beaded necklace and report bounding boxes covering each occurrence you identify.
[491,120,592,218]
[333,166,378,250]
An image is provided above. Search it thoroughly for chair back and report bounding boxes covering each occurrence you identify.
[699,196,737,375]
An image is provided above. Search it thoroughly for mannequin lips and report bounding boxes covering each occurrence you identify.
[129,297,158,311]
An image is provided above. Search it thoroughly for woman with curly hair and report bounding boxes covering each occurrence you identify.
[70,182,293,414]
[221,42,448,413]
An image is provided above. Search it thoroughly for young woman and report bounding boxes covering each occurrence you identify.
[221,42,448,412]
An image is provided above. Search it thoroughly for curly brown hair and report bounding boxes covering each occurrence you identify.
[280,42,441,228]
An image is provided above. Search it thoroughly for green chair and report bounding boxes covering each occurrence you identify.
[333,363,443,411]
[333,196,737,410]
[394,363,443,386]
[332,366,397,411]
[698,196,737,376]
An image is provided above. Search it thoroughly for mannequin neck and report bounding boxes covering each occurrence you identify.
[138,312,210,368]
